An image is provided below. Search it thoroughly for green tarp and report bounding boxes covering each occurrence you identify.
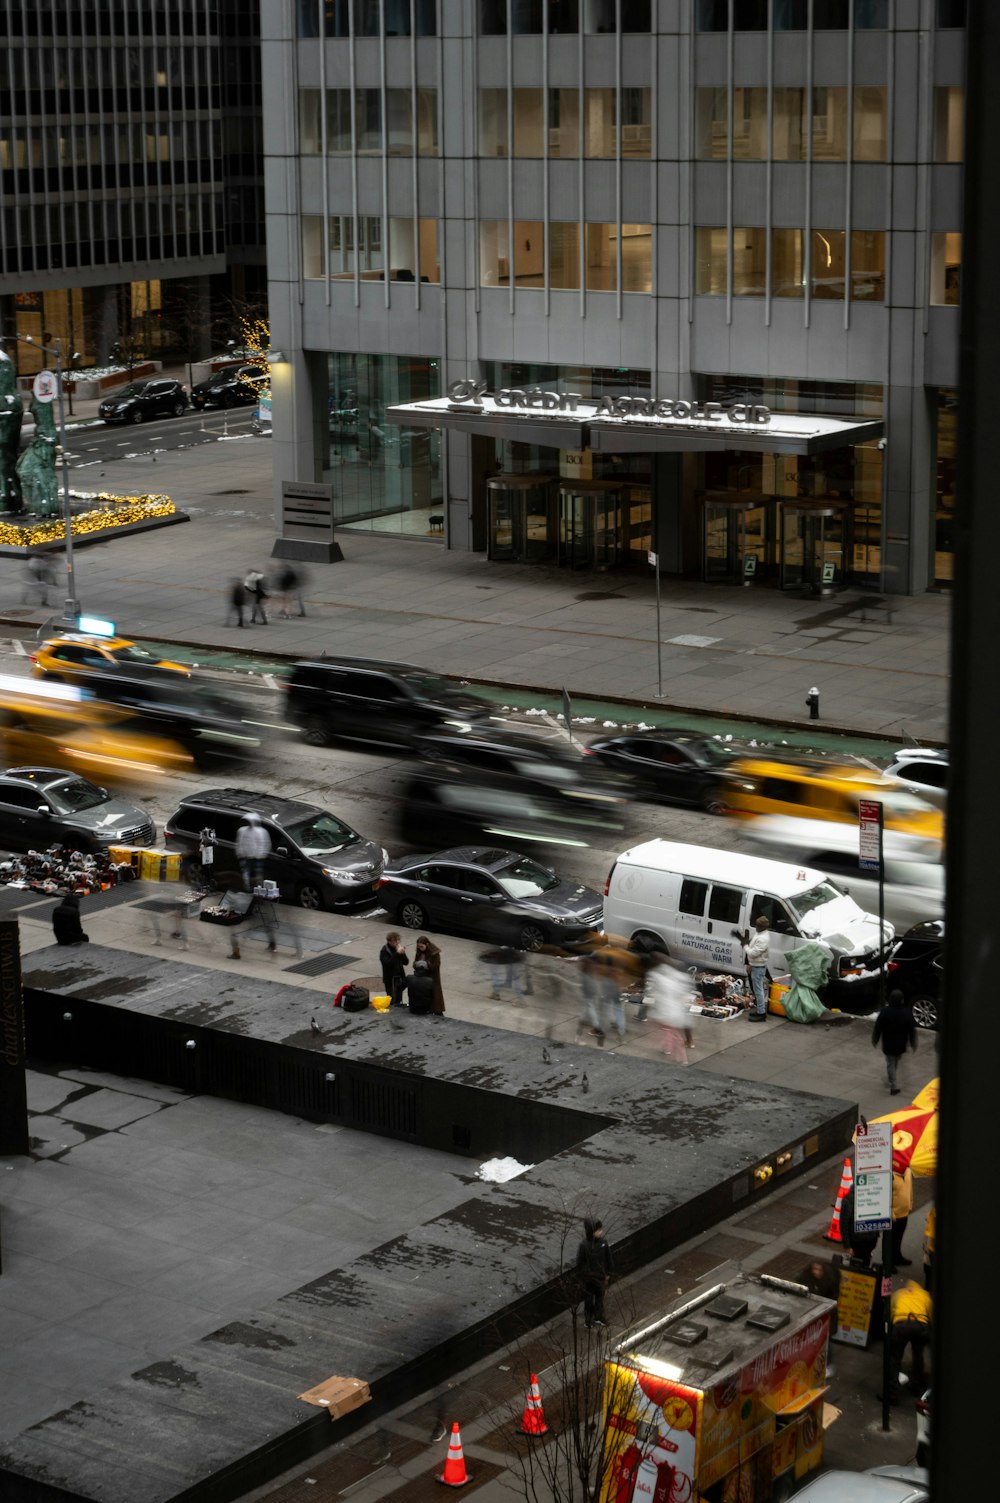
[782,941,834,1023]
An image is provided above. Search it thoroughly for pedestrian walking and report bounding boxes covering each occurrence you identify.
[872,988,917,1094]
[645,953,693,1063]
[413,934,445,1014]
[744,915,770,1020]
[575,948,606,1043]
[244,568,269,624]
[277,563,307,618]
[379,931,409,1004]
[226,577,247,627]
[884,1165,914,1268]
[480,945,530,1005]
[52,891,89,945]
[575,1217,613,1329]
[234,811,271,890]
[24,554,56,607]
[885,1279,932,1405]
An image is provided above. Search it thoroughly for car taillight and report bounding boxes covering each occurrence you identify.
[377,878,389,888]
[603,862,616,898]
[887,960,899,973]
[915,1396,930,1416]
[28,653,36,663]
[163,825,173,838]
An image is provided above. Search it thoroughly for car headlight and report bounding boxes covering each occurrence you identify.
[323,867,358,881]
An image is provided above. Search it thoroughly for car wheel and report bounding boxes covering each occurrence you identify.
[130,408,144,424]
[297,882,325,911]
[911,993,938,1031]
[633,929,668,957]
[399,900,427,931]
[701,788,727,816]
[517,922,547,953]
[916,1442,928,1468]
[222,391,237,408]
[302,717,329,748]
[173,401,186,417]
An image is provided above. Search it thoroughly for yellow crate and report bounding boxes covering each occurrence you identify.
[108,845,143,869]
[768,975,792,1017]
[139,849,182,882]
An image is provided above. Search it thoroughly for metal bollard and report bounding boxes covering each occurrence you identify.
[806,686,820,720]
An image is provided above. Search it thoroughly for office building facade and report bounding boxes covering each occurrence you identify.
[0,0,264,379]
[265,0,965,594]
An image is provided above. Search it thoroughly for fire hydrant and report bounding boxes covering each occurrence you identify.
[806,686,820,720]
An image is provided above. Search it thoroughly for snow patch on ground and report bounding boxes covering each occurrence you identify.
[478,1156,534,1183]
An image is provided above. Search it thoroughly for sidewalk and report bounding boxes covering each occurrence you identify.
[5,385,951,745]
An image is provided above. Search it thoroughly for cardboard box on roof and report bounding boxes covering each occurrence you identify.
[297,1375,371,1421]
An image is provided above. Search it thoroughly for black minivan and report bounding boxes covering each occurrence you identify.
[283,658,495,750]
[163,788,385,909]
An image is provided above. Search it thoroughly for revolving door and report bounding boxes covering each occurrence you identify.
[557,482,626,570]
[702,496,769,584]
[779,501,850,594]
[486,474,558,561]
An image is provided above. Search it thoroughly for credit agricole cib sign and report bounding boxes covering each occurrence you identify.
[447,378,771,427]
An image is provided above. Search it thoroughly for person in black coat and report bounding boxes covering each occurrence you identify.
[575,1217,613,1328]
[52,892,89,945]
[401,967,435,1015]
[379,931,409,1004]
[840,1186,879,1269]
[872,989,917,1095]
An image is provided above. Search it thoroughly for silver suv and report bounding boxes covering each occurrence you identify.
[0,768,155,853]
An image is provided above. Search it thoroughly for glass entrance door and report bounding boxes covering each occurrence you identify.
[702,497,767,584]
[558,484,624,570]
[780,503,849,593]
[487,475,558,561]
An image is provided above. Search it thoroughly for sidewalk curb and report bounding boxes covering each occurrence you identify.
[0,617,938,748]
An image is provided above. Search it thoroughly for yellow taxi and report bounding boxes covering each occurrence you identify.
[0,676,194,787]
[725,755,945,844]
[31,634,188,683]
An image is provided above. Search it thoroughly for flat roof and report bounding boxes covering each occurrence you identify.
[386,395,884,456]
[613,838,827,895]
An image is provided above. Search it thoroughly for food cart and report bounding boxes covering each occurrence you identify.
[601,1270,834,1503]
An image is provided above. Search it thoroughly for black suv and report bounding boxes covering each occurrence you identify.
[0,767,155,853]
[163,788,385,909]
[284,658,494,750]
[77,670,262,767]
[190,364,262,411]
[98,378,189,424]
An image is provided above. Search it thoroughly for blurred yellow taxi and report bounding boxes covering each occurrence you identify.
[0,676,194,787]
[32,634,188,683]
[726,756,945,844]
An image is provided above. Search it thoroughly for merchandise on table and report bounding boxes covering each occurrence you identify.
[0,845,137,897]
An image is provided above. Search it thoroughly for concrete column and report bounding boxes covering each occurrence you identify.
[883,383,934,595]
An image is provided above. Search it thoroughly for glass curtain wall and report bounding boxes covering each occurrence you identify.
[322,354,443,536]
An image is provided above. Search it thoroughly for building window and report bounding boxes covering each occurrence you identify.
[480,90,508,156]
[695,227,728,294]
[773,229,804,297]
[354,0,437,34]
[585,0,650,29]
[620,224,652,291]
[311,88,436,157]
[586,90,618,158]
[811,230,846,298]
[934,87,964,162]
[696,91,729,160]
[733,228,767,296]
[812,88,849,160]
[853,88,887,161]
[930,233,961,305]
[300,91,323,153]
[936,0,966,24]
[621,89,652,157]
[480,86,648,158]
[513,88,547,156]
[303,215,439,282]
[549,221,580,288]
[480,220,545,286]
[549,88,581,158]
[480,0,545,32]
[696,88,880,161]
[852,232,885,301]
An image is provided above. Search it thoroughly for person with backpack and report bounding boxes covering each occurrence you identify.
[244,568,268,624]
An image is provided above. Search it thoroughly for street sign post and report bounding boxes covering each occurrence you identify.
[858,797,882,872]
[649,551,662,695]
[855,1117,896,1433]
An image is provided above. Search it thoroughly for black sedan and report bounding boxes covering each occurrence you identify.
[98,378,189,424]
[378,846,604,951]
[190,364,263,410]
[822,919,943,1030]
[585,728,746,813]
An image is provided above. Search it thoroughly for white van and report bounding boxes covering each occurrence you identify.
[603,839,893,977]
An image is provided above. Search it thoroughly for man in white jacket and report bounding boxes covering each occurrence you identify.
[235,812,271,891]
[744,915,770,1021]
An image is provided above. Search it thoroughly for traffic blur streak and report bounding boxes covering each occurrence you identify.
[724,753,945,845]
[0,674,195,790]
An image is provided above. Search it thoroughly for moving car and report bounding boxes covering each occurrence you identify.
[72,671,262,767]
[378,846,604,950]
[603,839,893,978]
[400,728,627,848]
[824,919,943,1030]
[32,634,188,682]
[190,364,263,410]
[163,788,385,909]
[584,728,747,812]
[784,1465,928,1502]
[98,378,189,424]
[0,767,155,853]
[882,747,948,809]
[284,658,495,750]
[725,755,945,844]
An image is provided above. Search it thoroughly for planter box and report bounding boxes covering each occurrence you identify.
[63,362,161,400]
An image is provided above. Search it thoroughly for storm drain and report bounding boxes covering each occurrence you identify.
[283,951,362,976]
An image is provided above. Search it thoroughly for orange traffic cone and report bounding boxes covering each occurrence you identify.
[520,1373,549,1436]
[824,1156,853,1242]
[436,1422,473,1487]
